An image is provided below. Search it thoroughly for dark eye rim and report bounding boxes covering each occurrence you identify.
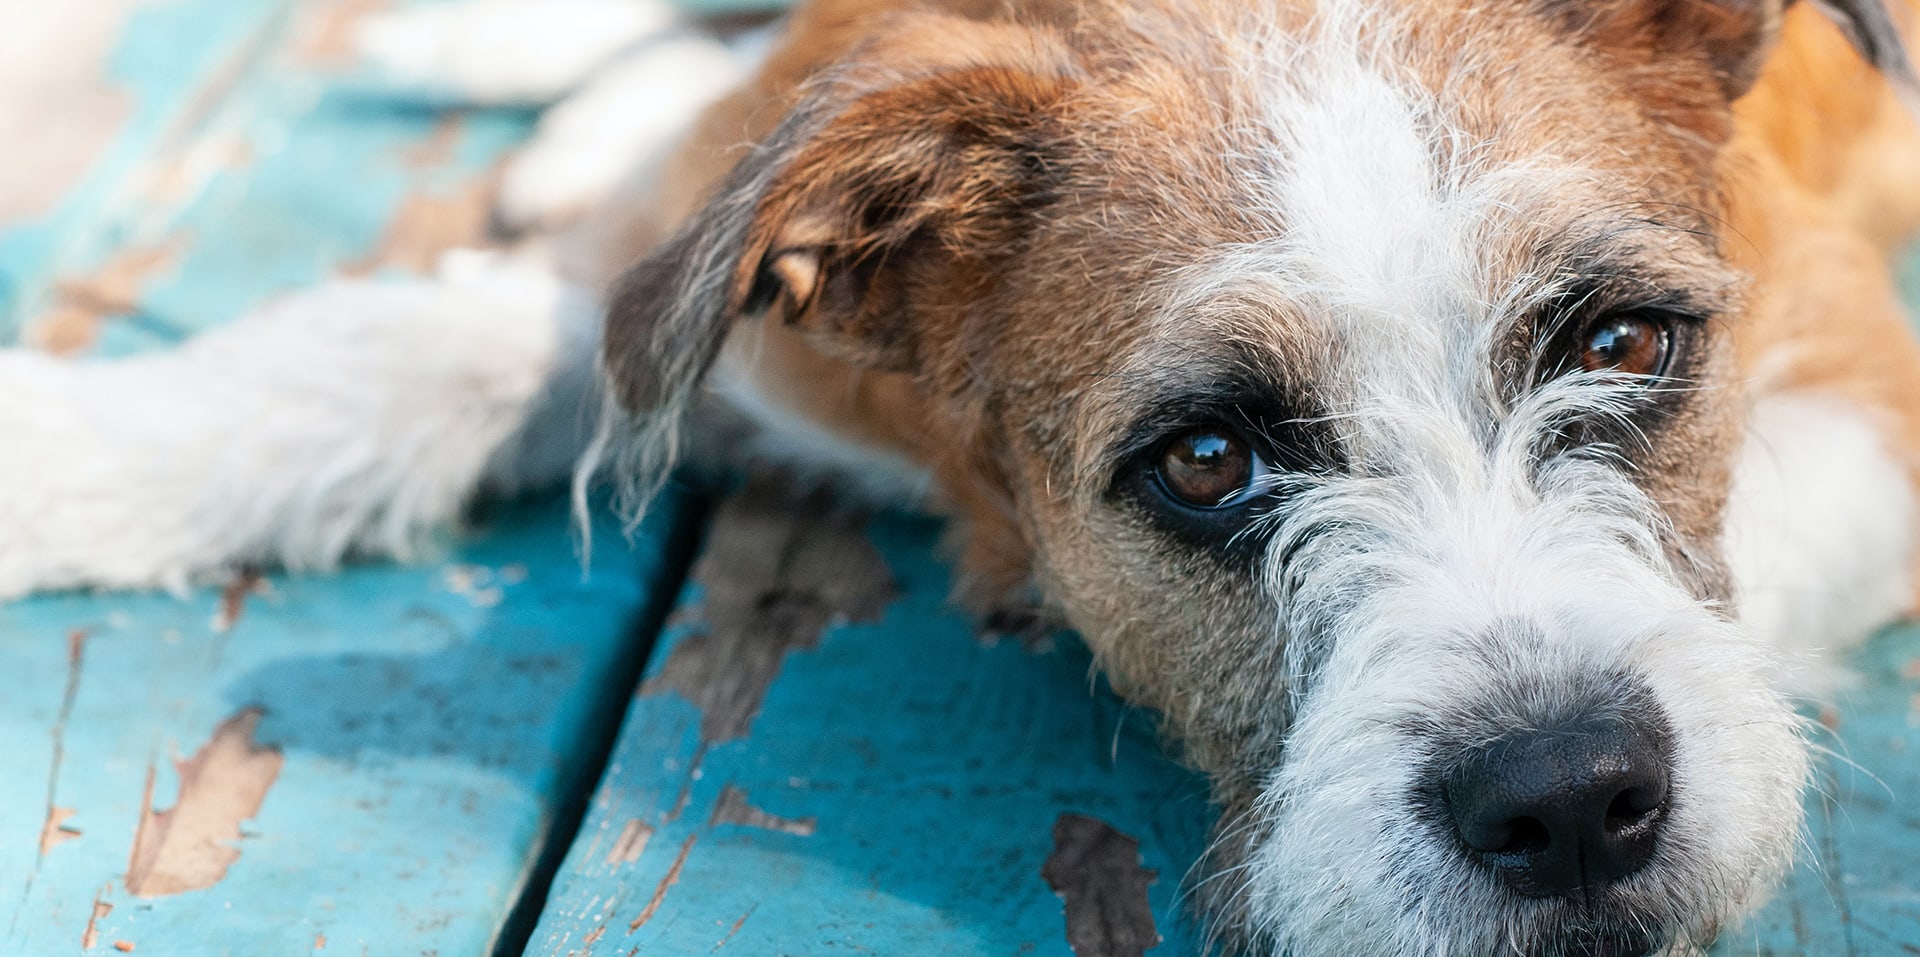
[1150,424,1270,512]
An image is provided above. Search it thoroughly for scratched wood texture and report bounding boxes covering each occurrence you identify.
[524,488,1218,956]
[0,0,698,953]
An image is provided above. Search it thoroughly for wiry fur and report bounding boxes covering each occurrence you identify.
[4,0,1920,953]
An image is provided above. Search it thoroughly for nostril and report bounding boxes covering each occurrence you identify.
[1605,783,1664,827]
[1497,815,1549,855]
[1462,813,1549,857]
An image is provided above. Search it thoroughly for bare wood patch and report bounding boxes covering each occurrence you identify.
[627,834,697,934]
[27,240,187,354]
[1042,814,1161,957]
[80,884,111,949]
[212,569,265,634]
[39,806,81,855]
[641,489,896,745]
[297,0,394,65]
[125,709,284,898]
[39,629,89,864]
[714,907,753,949]
[343,161,498,278]
[710,785,815,838]
[606,818,654,866]
[402,115,465,169]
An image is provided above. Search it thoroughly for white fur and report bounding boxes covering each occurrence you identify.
[495,33,748,233]
[1723,392,1917,684]
[0,257,599,599]
[355,0,679,106]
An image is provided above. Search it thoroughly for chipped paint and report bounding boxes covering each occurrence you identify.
[296,0,393,65]
[212,569,265,634]
[442,563,508,608]
[38,807,81,855]
[713,908,753,950]
[343,166,499,276]
[37,630,89,871]
[80,886,111,950]
[125,709,284,898]
[111,941,134,952]
[25,240,187,353]
[641,491,895,744]
[401,115,466,169]
[710,786,814,838]
[627,835,697,934]
[1042,814,1161,957]
[606,819,653,866]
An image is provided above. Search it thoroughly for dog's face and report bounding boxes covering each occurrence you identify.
[600,0,1912,952]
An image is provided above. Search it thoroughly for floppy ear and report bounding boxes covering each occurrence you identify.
[1807,0,1920,111]
[1549,0,1919,120]
[600,15,1078,419]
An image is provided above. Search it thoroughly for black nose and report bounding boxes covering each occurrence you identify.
[1444,714,1671,898]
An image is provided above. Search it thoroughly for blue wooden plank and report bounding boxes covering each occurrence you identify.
[526,492,1216,956]
[0,495,694,955]
[0,1,703,952]
[1723,625,1920,955]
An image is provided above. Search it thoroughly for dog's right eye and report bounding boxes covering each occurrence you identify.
[1156,427,1266,508]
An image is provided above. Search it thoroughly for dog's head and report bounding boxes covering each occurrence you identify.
[600,0,1916,952]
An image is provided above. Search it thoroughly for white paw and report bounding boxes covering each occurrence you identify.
[493,33,748,233]
[354,0,680,105]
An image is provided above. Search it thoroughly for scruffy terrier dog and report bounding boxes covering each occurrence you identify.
[6,0,1920,953]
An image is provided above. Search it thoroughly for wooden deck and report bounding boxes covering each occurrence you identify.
[2,1,1918,953]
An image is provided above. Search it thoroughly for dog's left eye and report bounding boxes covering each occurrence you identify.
[1155,426,1271,509]
[1577,313,1672,378]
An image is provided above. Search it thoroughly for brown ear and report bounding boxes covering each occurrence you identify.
[1548,0,1918,119]
[1806,0,1920,113]
[600,15,1078,419]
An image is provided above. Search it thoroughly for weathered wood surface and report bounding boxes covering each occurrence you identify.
[525,490,1217,955]
[0,0,696,952]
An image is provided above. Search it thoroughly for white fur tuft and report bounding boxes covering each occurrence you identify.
[0,257,600,599]
[354,0,679,106]
[1723,392,1918,691]
[494,33,749,233]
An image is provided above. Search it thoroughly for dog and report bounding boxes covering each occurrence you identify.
[5,0,1920,953]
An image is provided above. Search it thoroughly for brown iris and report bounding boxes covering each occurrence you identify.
[1578,314,1670,378]
[1158,428,1253,507]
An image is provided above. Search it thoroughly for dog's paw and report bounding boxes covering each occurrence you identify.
[354,0,679,106]
[493,34,747,234]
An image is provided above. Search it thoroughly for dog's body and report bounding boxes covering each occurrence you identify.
[6,0,1920,952]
